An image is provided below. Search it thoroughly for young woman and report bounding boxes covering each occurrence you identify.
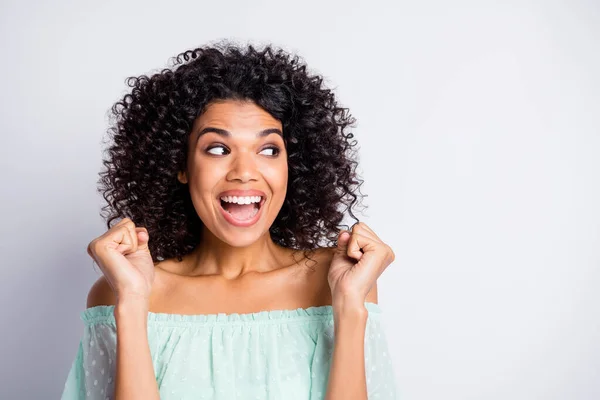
[61,40,398,400]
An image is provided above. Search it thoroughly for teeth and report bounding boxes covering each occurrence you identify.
[220,195,262,205]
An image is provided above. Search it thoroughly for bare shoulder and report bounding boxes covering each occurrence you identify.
[86,275,117,308]
[297,246,335,277]
[315,245,336,267]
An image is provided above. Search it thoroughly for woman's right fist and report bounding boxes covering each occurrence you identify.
[86,218,155,302]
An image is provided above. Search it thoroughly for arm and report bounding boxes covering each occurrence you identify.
[324,283,378,400]
[114,298,160,399]
[87,277,160,400]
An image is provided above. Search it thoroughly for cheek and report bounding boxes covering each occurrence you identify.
[262,161,288,196]
[189,162,225,202]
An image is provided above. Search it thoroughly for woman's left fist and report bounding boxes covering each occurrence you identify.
[327,222,395,307]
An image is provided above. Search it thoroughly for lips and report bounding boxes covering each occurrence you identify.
[216,189,268,227]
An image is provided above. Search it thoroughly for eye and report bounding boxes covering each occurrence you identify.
[205,144,280,157]
[206,145,229,156]
[260,146,281,157]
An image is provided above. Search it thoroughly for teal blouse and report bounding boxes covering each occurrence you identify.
[60,302,397,399]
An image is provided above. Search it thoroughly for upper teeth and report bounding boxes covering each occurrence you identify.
[220,196,262,205]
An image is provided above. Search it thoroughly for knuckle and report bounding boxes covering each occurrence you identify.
[87,238,104,259]
[118,224,131,234]
[117,218,135,228]
[388,247,396,262]
[87,238,98,252]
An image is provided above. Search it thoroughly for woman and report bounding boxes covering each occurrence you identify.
[61,40,398,399]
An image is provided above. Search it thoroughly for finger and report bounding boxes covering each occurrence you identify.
[135,227,149,251]
[346,232,377,261]
[351,222,383,244]
[348,228,379,254]
[113,218,132,228]
[123,222,139,253]
[114,225,136,254]
[350,223,394,266]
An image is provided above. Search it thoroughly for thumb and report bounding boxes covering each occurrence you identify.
[136,227,150,251]
[336,230,351,252]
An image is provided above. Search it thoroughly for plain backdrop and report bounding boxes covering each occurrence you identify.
[1,0,599,399]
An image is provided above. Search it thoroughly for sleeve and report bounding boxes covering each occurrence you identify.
[364,314,399,399]
[60,320,117,400]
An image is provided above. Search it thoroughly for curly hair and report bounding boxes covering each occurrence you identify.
[98,39,367,268]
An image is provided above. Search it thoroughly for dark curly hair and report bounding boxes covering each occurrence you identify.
[98,39,367,268]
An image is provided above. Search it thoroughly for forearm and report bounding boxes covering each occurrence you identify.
[114,298,160,400]
[325,301,369,400]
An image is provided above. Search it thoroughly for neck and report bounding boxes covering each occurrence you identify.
[182,228,292,280]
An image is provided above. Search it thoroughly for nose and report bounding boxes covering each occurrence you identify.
[226,150,258,183]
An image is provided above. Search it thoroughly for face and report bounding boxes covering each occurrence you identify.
[178,100,288,246]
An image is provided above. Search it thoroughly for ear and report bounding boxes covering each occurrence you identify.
[177,171,188,184]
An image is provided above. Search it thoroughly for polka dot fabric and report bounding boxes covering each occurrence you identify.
[60,302,397,399]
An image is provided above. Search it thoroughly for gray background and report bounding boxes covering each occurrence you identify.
[1,0,599,399]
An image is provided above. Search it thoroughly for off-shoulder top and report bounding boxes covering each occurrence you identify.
[60,302,398,399]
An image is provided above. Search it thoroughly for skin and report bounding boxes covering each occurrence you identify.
[86,98,387,400]
[175,99,299,278]
[146,99,338,315]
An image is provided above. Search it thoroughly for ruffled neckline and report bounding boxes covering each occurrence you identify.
[81,302,381,326]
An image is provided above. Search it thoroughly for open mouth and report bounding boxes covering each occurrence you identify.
[219,196,265,221]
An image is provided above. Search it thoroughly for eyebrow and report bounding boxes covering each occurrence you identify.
[196,127,283,143]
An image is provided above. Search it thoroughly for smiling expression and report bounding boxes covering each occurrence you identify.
[177,99,288,246]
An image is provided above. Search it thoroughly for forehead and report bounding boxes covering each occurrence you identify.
[194,100,282,130]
